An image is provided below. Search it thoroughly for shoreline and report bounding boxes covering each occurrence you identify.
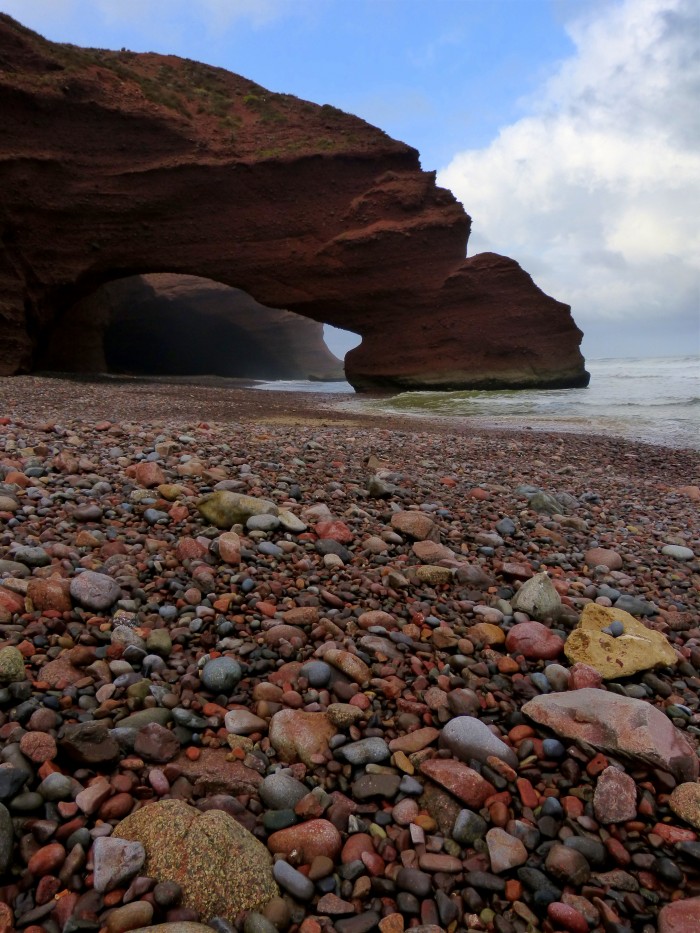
[0,372,699,932]
[2,374,699,458]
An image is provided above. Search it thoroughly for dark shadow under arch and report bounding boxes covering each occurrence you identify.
[39,273,346,382]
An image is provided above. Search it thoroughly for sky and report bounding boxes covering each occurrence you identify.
[2,0,698,362]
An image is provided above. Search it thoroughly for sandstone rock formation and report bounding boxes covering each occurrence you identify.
[0,15,589,390]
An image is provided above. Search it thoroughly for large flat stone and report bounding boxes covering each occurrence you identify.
[564,603,677,679]
[523,688,699,782]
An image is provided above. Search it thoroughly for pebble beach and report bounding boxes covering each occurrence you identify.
[0,374,699,933]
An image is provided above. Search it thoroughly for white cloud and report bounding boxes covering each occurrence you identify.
[438,0,700,357]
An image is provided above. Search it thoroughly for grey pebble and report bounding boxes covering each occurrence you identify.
[453,808,488,845]
[299,661,332,688]
[0,803,13,874]
[244,913,279,933]
[336,737,390,765]
[441,715,518,769]
[0,768,28,800]
[272,859,315,900]
[37,772,75,801]
[11,545,51,567]
[201,657,242,694]
[246,514,281,532]
[259,770,308,810]
[171,707,209,730]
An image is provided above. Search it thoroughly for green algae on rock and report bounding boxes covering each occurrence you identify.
[0,646,26,683]
[114,799,277,920]
[197,490,278,529]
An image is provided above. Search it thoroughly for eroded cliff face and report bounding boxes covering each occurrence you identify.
[0,15,589,390]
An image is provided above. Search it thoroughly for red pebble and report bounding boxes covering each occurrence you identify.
[652,822,697,844]
[341,832,374,864]
[27,842,66,877]
[99,792,135,820]
[51,892,79,931]
[586,752,609,776]
[35,874,61,905]
[605,837,631,866]
[516,777,540,809]
[562,796,584,818]
[547,901,589,933]
[569,662,603,690]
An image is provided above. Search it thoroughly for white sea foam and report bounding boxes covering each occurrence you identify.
[257,356,700,449]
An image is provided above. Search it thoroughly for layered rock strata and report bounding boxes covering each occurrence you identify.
[0,15,588,390]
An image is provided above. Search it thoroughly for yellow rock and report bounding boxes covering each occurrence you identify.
[157,484,186,501]
[564,603,677,679]
[393,750,414,774]
[468,622,506,646]
[415,565,452,585]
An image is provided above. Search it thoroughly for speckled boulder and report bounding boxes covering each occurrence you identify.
[115,800,277,920]
[0,646,26,683]
[669,783,700,831]
[69,570,121,611]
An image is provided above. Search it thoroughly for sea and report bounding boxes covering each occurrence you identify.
[257,355,700,450]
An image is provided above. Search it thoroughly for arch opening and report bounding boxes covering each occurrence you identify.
[38,273,346,382]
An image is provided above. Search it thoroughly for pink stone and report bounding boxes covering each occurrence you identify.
[485,827,528,873]
[412,540,455,562]
[134,461,165,488]
[658,897,700,933]
[392,798,420,826]
[341,832,374,864]
[175,537,209,561]
[217,531,241,564]
[505,621,564,660]
[523,688,699,782]
[314,520,354,543]
[268,709,337,767]
[148,769,170,795]
[593,766,638,824]
[19,731,57,763]
[390,511,436,541]
[584,547,623,570]
[569,662,603,690]
[76,778,112,815]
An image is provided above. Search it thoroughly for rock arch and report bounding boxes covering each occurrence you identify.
[38,274,344,381]
[0,15,589,391]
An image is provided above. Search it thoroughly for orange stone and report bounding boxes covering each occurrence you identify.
[516,777,540,809]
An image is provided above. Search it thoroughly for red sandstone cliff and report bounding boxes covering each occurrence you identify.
[0,15,588,390]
